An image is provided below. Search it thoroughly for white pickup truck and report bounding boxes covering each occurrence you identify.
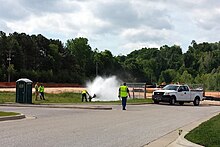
[152,84,204,106]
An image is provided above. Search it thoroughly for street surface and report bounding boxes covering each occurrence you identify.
[0,104,220,147]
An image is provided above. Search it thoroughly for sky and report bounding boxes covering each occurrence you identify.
[1,0,220,55]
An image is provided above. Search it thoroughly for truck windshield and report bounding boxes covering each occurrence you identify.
[163,85,179,90]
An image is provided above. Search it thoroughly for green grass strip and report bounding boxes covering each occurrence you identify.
[0,111,20,116]
[0,91,153,104]
[34,92,82,104]
[185,113,220,147]
[0,92,15,103]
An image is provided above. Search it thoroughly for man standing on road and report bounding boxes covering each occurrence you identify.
[35,82,39,101]
[118,83,130,110]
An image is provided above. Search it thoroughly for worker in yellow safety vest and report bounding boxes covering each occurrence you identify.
[38,83,45,100]
[81,90,90,102]
[118,83,130,110]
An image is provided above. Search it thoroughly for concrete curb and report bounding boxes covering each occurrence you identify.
[168,131,203,147]
[0,114,26,121]
[201,100,220,106]
[0,103,112,110]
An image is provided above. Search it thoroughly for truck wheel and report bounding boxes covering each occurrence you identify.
[170,97,176,105]
[193,97,200,106]
[153,100,159,104]
[179,102,184,105]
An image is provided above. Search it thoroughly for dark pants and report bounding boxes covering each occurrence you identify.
[82,93,87,102]
[39,92,45,100]
[122,97,127,110]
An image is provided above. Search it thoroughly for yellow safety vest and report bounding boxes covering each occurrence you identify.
[82,90,87,94]
[120,86,128,97]
[39,86,44,92]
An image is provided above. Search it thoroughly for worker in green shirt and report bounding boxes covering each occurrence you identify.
[38,83,45,100]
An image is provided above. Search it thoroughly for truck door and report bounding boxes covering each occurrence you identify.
[183,86,191,101]
[176,86,184,101]
[178,86,190,101]
[180,86,191,101]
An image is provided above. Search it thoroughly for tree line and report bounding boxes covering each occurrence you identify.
[0,31,219,90]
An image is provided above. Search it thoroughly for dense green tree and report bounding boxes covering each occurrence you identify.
[122,58,145,82]
[179,70,193,84]
[94,49,123,77]
[0,31,220,90]
[160,45,183,70]
[66,37,95,82]
[159,69,179,84]
[0,31,7,70]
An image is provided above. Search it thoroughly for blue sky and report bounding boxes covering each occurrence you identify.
[1,0,220,55]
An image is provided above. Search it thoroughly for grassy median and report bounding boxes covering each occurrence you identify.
[0,91,153,104]
[185,113,220,146]
[0,111,20,116]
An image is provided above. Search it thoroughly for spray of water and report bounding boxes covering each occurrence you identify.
[86,76,121,101]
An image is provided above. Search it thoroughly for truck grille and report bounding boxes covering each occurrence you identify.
[154,92,164,96]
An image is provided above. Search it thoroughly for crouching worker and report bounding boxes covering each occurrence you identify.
[81,90,90,102]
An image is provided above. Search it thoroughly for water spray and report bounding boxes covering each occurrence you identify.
[86,76,121,101]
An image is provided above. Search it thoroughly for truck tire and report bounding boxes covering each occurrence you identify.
[179,102,184,105]
[193,97,200,106]
[153,100,159,104]
[170,97,176,105]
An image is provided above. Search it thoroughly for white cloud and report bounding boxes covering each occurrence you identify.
[0,20,12,32]
[1,0,220,55]
[121,27,169,42]
[0,0,28,20]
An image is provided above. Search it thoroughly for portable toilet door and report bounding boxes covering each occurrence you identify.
[16,78,33,104]
[26,81,33,103]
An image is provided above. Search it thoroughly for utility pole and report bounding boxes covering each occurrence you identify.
[7,50,11,82]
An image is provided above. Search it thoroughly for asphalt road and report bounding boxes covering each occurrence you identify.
[0,104,220,147]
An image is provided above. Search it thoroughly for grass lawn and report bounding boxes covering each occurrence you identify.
[0,91,153,104]
[185,113,220,147]
[34,92,82,104]
[0,92,15,103]
[0,111,20,116]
